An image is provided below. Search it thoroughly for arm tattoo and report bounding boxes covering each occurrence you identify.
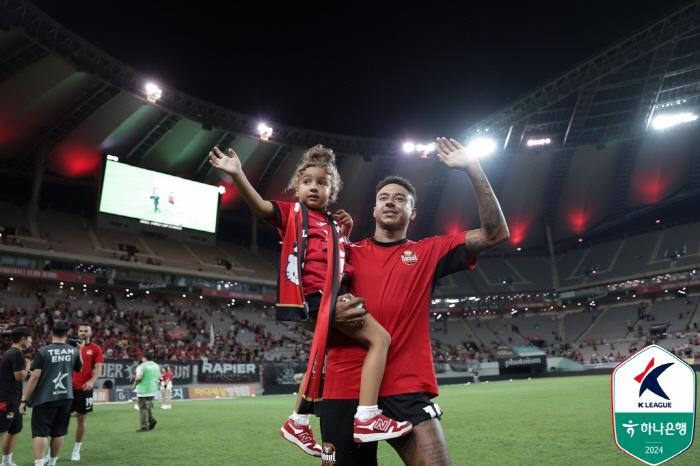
[465,166,508,257]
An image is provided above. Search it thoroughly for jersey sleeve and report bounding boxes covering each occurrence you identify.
[266,200,292,230]
[10,350,24,373]
[93,345,104,364]
[428,233,476,284]
[29,351,44,371]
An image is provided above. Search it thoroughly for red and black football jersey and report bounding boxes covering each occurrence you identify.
[269,200,352,294]
[323,234,475,399]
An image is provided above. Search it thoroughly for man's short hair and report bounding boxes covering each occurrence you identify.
[10,326,31,343]
[376,176,417,207]
[52,321,70,338]
[144,352,155,361]
[79,323,92,330]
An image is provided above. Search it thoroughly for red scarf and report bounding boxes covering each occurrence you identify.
[276,202,344,411]
[275,202,310,322]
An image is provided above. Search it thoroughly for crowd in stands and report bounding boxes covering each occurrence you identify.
[0,291,312,363]
[1,286,698,372]
[431,339,496,363]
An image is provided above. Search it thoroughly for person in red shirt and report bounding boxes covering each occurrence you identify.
[321,137,510,466]
[70,324,104,462]
[159,365,174,409]
[210,144,411,456]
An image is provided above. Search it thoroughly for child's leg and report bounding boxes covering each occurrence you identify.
[338,313,391,407]
[293,373,306,415]
[280,372,322,457]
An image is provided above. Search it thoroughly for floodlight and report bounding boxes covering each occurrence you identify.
[218,186,226,195]
[145,83,162,103]
[403,142,415,153]
[257,123,272,140]
[416,143,435,152]
[526,138,551,147]
[466,138,496,158]
[652,113,698,130]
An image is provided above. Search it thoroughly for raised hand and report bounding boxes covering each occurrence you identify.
[435,137,479,170]
[333,209,353,237]
[209,147,243,177]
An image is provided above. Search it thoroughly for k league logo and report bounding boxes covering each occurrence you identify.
[635,358,673,407]
[612,345,696,465]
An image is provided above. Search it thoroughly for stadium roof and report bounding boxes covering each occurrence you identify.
[1,0,700,253]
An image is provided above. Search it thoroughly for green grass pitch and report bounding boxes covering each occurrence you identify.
[8,375,699,465]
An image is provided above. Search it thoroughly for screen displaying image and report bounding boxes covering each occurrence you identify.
[99,160,219,233]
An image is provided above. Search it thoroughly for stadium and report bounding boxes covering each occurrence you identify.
[0,0,699,465]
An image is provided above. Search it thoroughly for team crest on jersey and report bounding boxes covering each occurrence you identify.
[86,350,93,355]
[6,412,13,420]
[321,443,336,466]
[401,250,419,265]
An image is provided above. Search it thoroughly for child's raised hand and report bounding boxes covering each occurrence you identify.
[209,147,242,177]
[334,209,353,237]
[334,209,353,226]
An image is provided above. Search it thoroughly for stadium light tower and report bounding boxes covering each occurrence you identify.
[416,143,436,158]
[402,142,436,157]
[526,138,551,147]
[652,112,698,130]
[258,123,273,140]
[466,137,497,158]
[145,83,162,103]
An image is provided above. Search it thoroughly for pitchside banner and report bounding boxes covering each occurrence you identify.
[612,345,696,465]
[497,355,547,373]
[113,387,188,402]
[99,359,194,385]
[188,385,256,398]
[197,360,260,383]
[263,360,309,385]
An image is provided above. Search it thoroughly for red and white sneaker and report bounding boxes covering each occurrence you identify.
[353,412,413,443]
[280,419,323,457]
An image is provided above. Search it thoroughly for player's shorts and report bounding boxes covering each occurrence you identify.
[0,401,23,434]
[71,389,94,415]
[319,392,443,466]
[31,403,71,438]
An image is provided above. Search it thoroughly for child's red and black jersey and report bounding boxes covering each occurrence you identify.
[268,200,353,294]
[323,233,476,399]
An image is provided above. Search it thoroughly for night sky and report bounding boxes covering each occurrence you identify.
[31,0,689,141]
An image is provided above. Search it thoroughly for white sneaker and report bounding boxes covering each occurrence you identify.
[134,403,139,410]
[71,451,81,461]
[44,451,51,465]
[160,405,167,409]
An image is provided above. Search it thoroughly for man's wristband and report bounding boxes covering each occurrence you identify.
[20,399,26,403]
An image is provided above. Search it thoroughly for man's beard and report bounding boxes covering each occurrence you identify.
[377,218,400,231]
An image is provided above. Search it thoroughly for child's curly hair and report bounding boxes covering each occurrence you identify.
[287,144,342,203]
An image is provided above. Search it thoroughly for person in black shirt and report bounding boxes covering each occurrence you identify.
[20,322,82,466]
[0,326,32,466]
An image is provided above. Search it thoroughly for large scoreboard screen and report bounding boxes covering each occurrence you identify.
[99,160,219,234]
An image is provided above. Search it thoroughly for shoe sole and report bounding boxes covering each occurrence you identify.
[279,428,322,457]
[353,423,413,443]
